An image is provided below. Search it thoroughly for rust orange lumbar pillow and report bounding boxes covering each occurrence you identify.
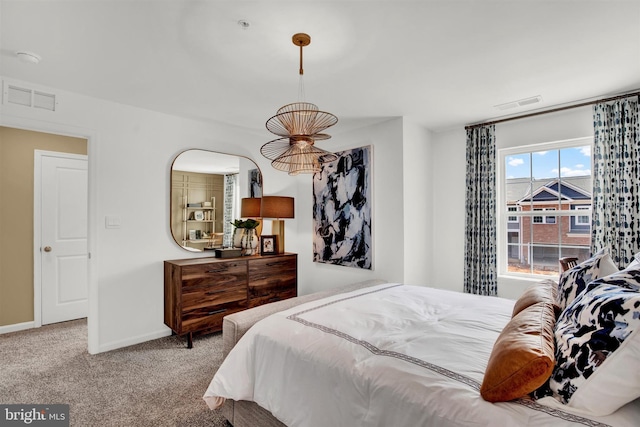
[480,301,556,402]
[511,279,559,318]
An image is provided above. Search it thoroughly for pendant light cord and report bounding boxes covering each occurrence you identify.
[298,43,306,102]
[298,75,306,103]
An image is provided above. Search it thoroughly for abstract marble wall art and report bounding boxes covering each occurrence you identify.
[249,168,262,197]
[312,145,372,269]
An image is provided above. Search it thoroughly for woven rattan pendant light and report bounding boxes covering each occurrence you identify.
[261,33,338,175]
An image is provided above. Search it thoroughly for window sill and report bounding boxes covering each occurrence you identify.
[498,273,555,282]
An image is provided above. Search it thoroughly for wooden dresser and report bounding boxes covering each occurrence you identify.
[164,253,297,348]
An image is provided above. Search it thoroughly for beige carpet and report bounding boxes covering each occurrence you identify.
[0,319,229,426]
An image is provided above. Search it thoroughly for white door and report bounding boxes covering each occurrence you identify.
[39,153,88,325]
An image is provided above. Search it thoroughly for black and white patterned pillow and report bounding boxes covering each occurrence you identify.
[545,270,640,416]
[556,249,618,311]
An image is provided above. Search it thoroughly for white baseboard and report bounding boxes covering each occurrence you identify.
[95,328,172,354]
[0,321,36,335]
[1,322,174,354]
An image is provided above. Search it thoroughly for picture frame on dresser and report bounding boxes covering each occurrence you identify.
[260,235,277,255]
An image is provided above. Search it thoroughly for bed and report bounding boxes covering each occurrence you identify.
[204,269,640,426]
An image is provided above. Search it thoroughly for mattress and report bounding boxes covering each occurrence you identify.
[204,283,639,426]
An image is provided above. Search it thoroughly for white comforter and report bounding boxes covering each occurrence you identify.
[204,283,639,427]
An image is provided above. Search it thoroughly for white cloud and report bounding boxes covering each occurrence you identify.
[508,157,524,167]
[536,151,548,156]
[579,146,591,157]
[552,167,591,177]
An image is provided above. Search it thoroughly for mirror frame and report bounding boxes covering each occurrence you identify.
[170,149,262,252]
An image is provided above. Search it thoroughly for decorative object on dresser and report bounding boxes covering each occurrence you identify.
[214,248,242,258]
[164,253,297,348]
[260,196,294,254]
[230,219,260,256]
[260,235,277,255]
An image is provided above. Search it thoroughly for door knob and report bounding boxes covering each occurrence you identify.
[43,246,52,252]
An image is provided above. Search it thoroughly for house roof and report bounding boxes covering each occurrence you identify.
[507,176,591,204]
[1,0,639,135]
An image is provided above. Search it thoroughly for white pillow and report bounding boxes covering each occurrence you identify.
[547,268,640,416]
[623,251,640,270]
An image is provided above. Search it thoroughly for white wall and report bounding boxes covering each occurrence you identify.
[1,77,270,353]
[431,128,467,293]
[431,106,594,299]
[290,118,406,295]
[402,119,434,285]
[1,77,418,353]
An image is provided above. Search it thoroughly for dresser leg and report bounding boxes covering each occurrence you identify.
[187,332,193,349]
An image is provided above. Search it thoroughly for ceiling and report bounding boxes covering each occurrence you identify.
[1,0,639,136]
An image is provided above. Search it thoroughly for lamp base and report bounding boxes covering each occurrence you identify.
[272,220,286,254]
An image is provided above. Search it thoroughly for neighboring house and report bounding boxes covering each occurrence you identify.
[506,176,591,272]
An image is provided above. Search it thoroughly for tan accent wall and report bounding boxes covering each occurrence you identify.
[0,127,87,327]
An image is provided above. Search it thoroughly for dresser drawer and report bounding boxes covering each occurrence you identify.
[248,288,297,308]
[181,285,247,310]
[248,256,297,302]
[180,261,247,289]
[180,299,247,334]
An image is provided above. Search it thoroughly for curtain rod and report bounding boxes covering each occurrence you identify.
[464,89,640,130]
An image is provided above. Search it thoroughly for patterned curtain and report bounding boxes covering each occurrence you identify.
[591,97,640,268]
[464,125,498,296]
[223,174,237,247]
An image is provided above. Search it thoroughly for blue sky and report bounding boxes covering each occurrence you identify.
[505,145,591,180]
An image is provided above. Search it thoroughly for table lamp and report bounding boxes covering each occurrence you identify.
[260,196,294,254]
[240,197,262,236]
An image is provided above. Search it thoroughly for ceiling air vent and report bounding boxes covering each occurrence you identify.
[494,95,542,111]
[3,83,57,111]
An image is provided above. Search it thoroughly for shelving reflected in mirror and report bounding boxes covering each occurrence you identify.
[170,150,262,252]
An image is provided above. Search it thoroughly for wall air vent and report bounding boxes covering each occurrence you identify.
[3,82,57,111]
[7,85,32,106]
[494,95,542,111]
[33,91,56,110]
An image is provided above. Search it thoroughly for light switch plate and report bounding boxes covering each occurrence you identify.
[105,215,121,229]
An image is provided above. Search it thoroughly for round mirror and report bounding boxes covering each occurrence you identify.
[170,150,263,252]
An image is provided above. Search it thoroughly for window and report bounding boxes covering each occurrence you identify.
[533,208,556,224]
[500,138,593,276]
[533,209,543,224]
[575,205,590,225]
[545,208,556,224]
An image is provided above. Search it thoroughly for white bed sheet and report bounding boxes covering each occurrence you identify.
[204,283,640,427]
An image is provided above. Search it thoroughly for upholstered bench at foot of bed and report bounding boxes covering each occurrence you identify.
[219,279,388,427]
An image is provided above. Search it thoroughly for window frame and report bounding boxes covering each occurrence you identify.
[574,205,590,226]
[497,136,593,278]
